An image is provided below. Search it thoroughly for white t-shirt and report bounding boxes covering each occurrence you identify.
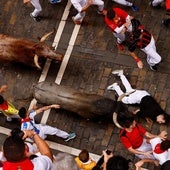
[150,137,170,165]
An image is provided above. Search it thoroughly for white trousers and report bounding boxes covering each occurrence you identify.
[152,0,164,6]
[38,124,69,139]
[114,74,150,104]
[141,36,162,66]
[112,0,133,7]
[135,138,155,159]
[30,0,42,17]
[73,0,104,21]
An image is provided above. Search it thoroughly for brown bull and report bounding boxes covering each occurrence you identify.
[33,82,118,121]
[0,30,63,69]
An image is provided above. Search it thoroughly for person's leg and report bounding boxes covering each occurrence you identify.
[107,83,125,96]
[151,0,164,7]
[42,125,70,139]
[92,0,104,13]
[119,74,135,93]
[30,0,42,17]
[141,36,161,70]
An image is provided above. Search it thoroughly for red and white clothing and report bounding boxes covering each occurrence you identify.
[20,110,70,140]
[0,151,53,170]
[71,0,104,22]
[150,137,170,165]
[104,8,132,44]
[120,124,154,159]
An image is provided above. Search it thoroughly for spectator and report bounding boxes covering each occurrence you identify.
[0,85,20,122]
[92,150,130,170]
[104,7,133,51]
[18,105,76,142]
[107,69,170,124]
[112,0,139,11]
[117,114,167,160]
[53,152,79,170]
[75,149,96,170]
[1,129,53,170]
[71,0,106,25]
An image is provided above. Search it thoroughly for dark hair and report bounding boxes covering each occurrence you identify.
[18,107,27,118]
[11,128,24,140]
[0,95,5,104]
[79,149,89,163]
[106,155,130,170]
[160,139,170,151]
[3,136,25,162]
[117,112,135,128]
[107,8,116,20]
[161,160,170,170]
[162,113,170,124]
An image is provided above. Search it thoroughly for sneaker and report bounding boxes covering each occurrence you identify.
[117,43,124,51]
[72,16,82,25]
[107,83,118,91]
[30,13,41,22]
[97,9,107,15]
[131,4,139,11]
[112,69,123,76]
[64,133,76,142]
[150,65,157,71]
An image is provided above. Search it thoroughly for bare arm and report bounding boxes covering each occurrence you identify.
[135,159,159,170]
[129,51,143,69]
[128,147,153,158]
[35,104,60,115]
[23,130,53,161]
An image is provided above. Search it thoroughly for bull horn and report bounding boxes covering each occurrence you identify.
[40,29,56,42]
[34,54,41,70]
[112,94,126,129]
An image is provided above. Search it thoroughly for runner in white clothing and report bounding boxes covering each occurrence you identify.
[18,104,76,142]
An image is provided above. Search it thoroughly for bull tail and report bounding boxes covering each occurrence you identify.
[40,29,56,42]
[34,54,41,70]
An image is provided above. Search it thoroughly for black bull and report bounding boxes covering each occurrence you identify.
[33,82,118,121]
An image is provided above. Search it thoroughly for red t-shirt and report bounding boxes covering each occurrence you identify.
[166,0,170,11]
[104,8,128,32]
[120,124,146,149]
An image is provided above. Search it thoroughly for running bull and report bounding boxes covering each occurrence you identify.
[33,82,118,121]
[0,30,63,69]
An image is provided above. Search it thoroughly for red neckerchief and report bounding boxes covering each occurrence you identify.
[3,159,34,170]
[154,143,165,154]
[20,118,32,123]
[0,101,8,110]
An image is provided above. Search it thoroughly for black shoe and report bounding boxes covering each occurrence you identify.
[149,1,161,9]
[30,13,41,22]
[162,19,170,27]
[150,65,157,71]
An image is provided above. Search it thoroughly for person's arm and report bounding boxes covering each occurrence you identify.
[129,51,143,69]
[0,85,7,93]
[102,150,113,170]
[23,130,53,161]
[128,147,153,158]
[35,104,60,115]
[135,159,159,170]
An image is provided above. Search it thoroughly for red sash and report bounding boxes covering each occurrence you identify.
[0,101,8,110]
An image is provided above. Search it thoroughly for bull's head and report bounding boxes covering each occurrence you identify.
[33,30,63,69]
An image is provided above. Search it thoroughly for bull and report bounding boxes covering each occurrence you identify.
[0,30,63,69]
[33,81,118,121]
